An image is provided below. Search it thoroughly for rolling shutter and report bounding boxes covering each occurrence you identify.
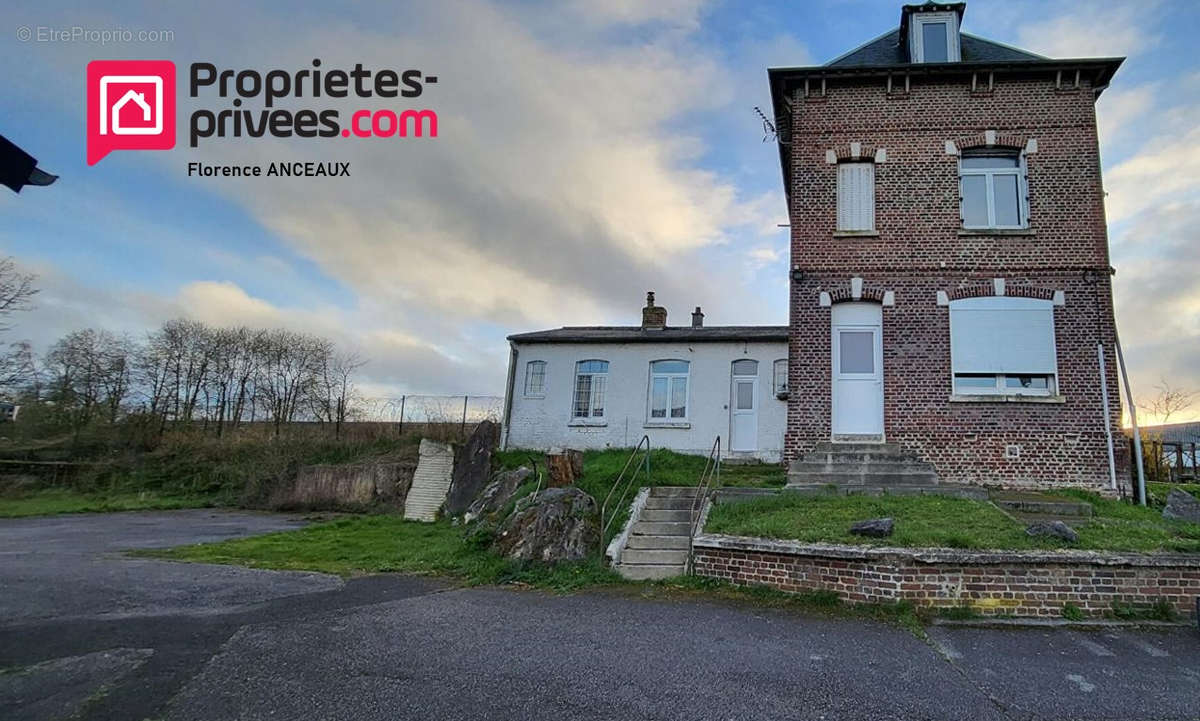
[950,296,1056,374]
[837,162,875,231]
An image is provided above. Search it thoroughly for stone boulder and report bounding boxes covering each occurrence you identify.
[444,420,500,516]
[850,517,894,538]
[492,487,599,563]
[1026,520,1078,543]
[463,466,533,523]
[1162,488,1200,524]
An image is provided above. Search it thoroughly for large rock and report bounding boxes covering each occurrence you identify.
[492,487,599,563]
[1162,488,1200,524]
[267,462,413,511]
[850,517,894,538]
[463,467,534,523]
[1026,520,1079,543]
[444,420,500,516]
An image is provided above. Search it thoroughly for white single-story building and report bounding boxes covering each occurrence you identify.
[500,293,788,462]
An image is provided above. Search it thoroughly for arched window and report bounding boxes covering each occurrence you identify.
[572,360,608,419]
[524,360,546,397]
[732,359,758,376]
[773,359,788,396]
[949,296,1056,396]
[648,360,689,421]
[959,149,1028,229]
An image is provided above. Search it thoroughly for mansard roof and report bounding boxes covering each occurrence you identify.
[827,28,1043,67]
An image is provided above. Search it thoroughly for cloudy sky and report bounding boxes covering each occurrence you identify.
[2,0,1198,421]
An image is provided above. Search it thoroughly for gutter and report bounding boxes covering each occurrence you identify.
[500,341,518,450]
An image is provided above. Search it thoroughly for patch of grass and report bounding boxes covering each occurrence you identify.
[494,447,785,546]
[136,514,622,592]
[1061,603,1085,621]
[0,488,221,518]
[704,491,1200,553]
[635,575,924,636]
[938,604,982,621]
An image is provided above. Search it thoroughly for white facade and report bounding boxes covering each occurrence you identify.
[502,339,789,462]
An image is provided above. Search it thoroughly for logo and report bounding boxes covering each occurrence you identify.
[87,60,175,165]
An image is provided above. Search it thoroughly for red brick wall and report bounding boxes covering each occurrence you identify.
[694,540,1200,619]
[784,73,1126,489]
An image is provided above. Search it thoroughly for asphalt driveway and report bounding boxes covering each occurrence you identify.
[1,511,1197,721]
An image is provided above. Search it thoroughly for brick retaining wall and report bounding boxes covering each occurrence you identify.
[693,534,1200,619]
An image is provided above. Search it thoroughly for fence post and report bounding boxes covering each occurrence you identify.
[461,395,469,439]
[398,395,406,437]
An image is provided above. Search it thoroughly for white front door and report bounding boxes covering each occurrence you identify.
[730,362,758,452]
[831,302,884,438]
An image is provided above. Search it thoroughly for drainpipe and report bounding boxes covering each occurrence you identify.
[1114,330,1147,505]
[1097,343,1118,493]
[500,342,518,450]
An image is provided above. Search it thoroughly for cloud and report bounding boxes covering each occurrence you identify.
[1014,3,1157,58]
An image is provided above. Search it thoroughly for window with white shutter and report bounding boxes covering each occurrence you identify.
[949,296,1058,395]
[837,162,875,231]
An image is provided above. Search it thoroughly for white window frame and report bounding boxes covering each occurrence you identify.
[836,161,875,231]
[773,359,788,396]
[959,150,1029,229]
[953,373,1057,397]
[523,360,546,397]
[646,359,690,423]
[911,11,961,63]
[571,360,608,420]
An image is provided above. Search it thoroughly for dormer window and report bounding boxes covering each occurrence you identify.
[910,11,961,63]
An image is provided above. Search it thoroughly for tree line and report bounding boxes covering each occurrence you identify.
[8,319,365,439]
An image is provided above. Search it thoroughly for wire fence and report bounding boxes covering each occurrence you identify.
[355,395,504,440]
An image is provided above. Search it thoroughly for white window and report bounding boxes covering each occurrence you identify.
[960,151,1028,229]
[572,360,608,419]
[648,360,689,421]
[911,11,961,63]
[837,162,875,231]
[773,359,788,396]
[949,296,1057,396]
[524,360,546,397]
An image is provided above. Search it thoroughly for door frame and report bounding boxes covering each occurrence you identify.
[830,302,884,440]
[729,370,759,453]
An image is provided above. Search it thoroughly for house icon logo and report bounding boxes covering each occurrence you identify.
[87,60,175,165]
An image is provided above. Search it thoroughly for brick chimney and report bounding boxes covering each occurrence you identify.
[691,306,704,328]
[641,291,667,329]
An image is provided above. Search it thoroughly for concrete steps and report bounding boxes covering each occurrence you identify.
[786,441,966,495]
[615,487,700,581]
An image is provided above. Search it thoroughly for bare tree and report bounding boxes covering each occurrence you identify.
[311,349,365,438]
[1138,378,1197,426]
[0,257,36,331]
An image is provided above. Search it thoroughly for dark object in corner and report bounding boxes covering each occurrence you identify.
[1025,520,1078,543]
[1,134,58,193]
[850,517,894,538]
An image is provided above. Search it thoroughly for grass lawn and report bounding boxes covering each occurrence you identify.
[138,513,924,630]
[0,488,222,518]
[492,447,785,547]
[704,492,1200,553]
[139,514,621,592]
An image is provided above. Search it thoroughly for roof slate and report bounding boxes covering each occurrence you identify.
[827,29,1043,67]
[507,326,789,344]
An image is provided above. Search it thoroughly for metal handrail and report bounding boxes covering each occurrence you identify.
[600,435,652,545]
[687,436,721,574]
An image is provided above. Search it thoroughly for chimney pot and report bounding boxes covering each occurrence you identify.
[691,306,704,328]
[641,290,667,329]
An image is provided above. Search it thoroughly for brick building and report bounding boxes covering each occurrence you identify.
[769,3,1127,490]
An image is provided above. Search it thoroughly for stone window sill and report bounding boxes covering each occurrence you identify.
[833,230,880,238]
[644,422,691,429]
[568,420,607,427]
[949,394,1066,404]
[523,395,545,400]
[958,228,1036,237]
